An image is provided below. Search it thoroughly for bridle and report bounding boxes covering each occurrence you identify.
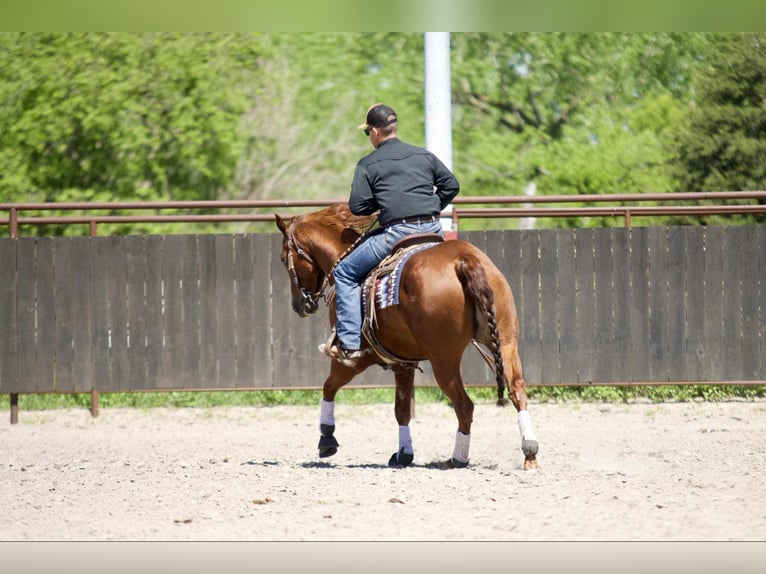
[285,227,329,314]
[284,217,378,313]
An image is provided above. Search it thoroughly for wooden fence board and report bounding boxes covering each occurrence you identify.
[741,226,760,379]
[760,226,766,378]
[53,238,74,392]
[215,235,238,388]
[683,227,706,381]
[16,239,56,393]
[575,229,595,383]
[501,230,527,384]
[556,229,578,384]
[0,240,17,393]
[16,240,38,391]
[70,237,93,393]
[107,237,129,392]
[593,228,615,382]
[648,228,669,381]
[35,238,56,392]
[144,237,165,389]
[519,230,542,384]
[666,227,686,381]
[703,227,725,380]
[125,237,148,391]
[90,238,111,391]
[252,234,276,387]
[270,233,293,388]
[160,235,181,388]
[629,228,651,381]
[539,231,560,383]
[198,235,219,388]
[233,235,256,387]
[180,236,201,388]
[611,228,632,382]
[722,227,744,380]
[232,235,252,387]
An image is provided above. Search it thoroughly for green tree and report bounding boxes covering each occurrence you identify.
[2,33,739,235]
[232,33,430,201]
[449,33,713,228]
[672,33,766,194]
[0,33,260,209]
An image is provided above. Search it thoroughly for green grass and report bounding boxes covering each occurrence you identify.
[9,384,765,412]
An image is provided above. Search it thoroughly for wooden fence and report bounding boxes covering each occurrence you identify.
[1,225,764,405]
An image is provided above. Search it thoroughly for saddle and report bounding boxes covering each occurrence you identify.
[360,233,443,369]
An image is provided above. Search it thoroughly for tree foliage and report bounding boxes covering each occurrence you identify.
[0,33,260,206]
[450,34,711,195]
[1,32,762,234]
[672,33,766,193]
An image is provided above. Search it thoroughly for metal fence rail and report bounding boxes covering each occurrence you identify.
[3,191,766,236]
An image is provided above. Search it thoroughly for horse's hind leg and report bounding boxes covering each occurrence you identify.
[501,341,540,470]
[389,367,415,467]
[431,358,474,468]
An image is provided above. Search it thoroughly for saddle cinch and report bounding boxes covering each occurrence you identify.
[360,233,443,369]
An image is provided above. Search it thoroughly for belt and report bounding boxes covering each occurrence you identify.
[385,214,438,227]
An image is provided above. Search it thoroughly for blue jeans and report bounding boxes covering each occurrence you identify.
[333,220,444,350]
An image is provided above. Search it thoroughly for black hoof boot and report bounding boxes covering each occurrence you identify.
[522,438,539,458]
[318,435,339,458]
[318,424,339,458]
[388,448,414,468]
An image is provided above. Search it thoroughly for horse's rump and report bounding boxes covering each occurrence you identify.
[370,240,513,360]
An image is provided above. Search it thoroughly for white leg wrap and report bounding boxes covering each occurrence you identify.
[452,430,471,464]
[398,425,413,454]
[518,410,537,441]
[320,399,335,427]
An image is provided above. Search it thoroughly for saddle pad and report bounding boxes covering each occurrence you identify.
[363,242,438,310]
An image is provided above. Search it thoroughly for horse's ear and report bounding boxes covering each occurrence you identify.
[275,214,287,236]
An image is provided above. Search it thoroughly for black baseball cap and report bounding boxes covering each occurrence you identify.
[358,103,398,131]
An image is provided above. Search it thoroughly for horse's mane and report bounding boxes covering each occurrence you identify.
[302,203,377,235]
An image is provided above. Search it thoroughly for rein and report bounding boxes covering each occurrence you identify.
[286,217,378,308]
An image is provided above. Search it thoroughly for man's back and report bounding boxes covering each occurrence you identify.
[350,138,459,226]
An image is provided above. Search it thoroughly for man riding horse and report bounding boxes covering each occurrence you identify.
[276,104,539,470]
[320,103,460,368]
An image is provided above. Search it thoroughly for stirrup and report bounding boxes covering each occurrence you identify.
[328,345,369,368]
[317,329,338,356]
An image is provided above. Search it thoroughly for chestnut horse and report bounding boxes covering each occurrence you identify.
[275,204,539,470]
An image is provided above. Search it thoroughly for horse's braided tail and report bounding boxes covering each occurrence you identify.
[454,254,508,406]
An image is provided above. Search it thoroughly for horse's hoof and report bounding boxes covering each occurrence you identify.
[388,449,414,468]
[522,438,539,457]
[318,435,339,458]
[524,457,540,471]
[441,457,469,469]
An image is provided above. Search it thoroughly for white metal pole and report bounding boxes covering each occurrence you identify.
[424,32,454,233]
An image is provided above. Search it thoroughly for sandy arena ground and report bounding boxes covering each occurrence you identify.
[2,398,765,541]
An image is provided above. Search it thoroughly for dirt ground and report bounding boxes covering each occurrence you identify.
[2,398,765,541]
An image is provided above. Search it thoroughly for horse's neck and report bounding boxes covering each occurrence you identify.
[311,227,353,275]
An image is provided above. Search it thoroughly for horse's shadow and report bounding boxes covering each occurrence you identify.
[241,459,499,471]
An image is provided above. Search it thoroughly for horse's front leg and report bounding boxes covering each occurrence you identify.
[317,356,372,458]
[388,367,416,467]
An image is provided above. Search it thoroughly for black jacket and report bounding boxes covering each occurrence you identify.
[349,138,460,226]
